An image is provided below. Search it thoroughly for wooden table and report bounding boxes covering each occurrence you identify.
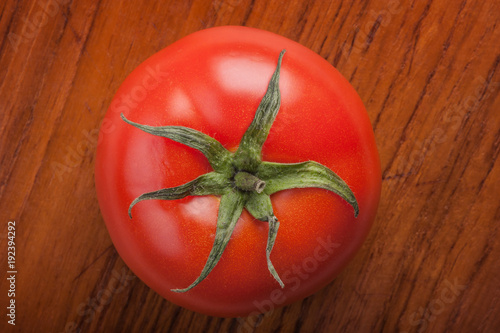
[1,0,499,332]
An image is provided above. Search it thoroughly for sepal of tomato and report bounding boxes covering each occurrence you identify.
[122,50,358,292]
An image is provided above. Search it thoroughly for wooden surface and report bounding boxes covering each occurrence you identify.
[1,0,499,332]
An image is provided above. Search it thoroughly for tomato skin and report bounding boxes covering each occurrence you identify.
[95,26,381,317]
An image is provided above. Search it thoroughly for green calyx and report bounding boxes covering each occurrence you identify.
[122,49,358,293]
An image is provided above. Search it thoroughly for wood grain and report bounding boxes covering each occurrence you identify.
[1,0,499,332]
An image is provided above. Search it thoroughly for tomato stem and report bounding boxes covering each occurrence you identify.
[234,171,266,193]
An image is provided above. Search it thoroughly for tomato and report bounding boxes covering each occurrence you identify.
[95,26,381,317]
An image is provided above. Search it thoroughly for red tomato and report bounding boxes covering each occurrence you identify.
[95,26,381,317]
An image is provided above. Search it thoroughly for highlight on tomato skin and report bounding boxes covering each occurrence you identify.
[95,26,381,318]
